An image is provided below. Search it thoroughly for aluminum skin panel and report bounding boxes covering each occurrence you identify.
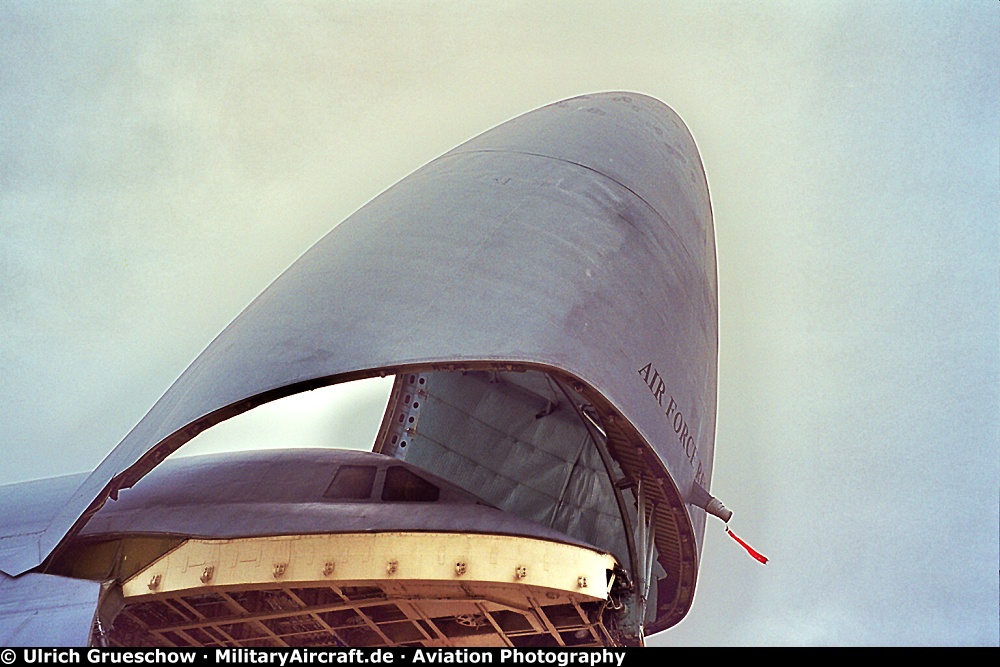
[0,572,100,646]
[0,473,87,568]
[0,93,718,625]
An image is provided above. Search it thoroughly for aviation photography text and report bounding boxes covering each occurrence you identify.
[7,649,630,667]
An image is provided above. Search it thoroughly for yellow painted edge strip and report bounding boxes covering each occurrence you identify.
[123,532,617,602]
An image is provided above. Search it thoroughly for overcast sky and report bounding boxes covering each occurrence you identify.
[1,0,997,647]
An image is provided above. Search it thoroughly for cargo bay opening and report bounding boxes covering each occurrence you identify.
[41,366,694,647]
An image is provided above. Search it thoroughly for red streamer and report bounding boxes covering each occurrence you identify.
[726,526,768,564]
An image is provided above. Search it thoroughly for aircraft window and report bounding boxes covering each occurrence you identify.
[381,466,440,502]
[323,465,377,500]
